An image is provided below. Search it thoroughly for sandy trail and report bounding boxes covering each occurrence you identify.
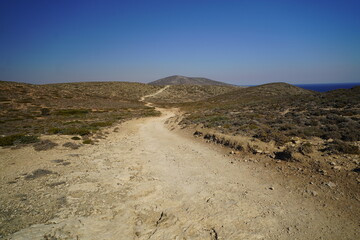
[3,87,359,239]
[140,85,169,105]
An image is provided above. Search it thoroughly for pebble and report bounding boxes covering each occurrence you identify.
[333,166,342,171]
[326,182,336,188]
[311,190,318,196]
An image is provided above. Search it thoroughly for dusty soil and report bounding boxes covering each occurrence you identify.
[1,88,359,239]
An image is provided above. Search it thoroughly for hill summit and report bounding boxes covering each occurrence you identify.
[148,75,231,86]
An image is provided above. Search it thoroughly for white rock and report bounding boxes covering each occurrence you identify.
[326,182,336,188]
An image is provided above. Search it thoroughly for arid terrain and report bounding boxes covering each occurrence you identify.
[0,81,359,239]
[149,75,234,86]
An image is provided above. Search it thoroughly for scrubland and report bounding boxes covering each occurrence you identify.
[0,81,161,146]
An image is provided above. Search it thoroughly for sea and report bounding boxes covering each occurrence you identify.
[294,82,360,92]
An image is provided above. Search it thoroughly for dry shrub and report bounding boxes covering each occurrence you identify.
[326,140,359,154]
[299,142,313,155]
[0,134,39,146]
[25,169,54,180]
[33,140,58,151]
[62,142,81,149]
[274,147,297,161]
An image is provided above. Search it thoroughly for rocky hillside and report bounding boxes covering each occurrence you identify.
[148,75,232,86]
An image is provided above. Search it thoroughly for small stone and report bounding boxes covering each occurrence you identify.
[326,182,336,188]
[311,191,318,196]
[333,166,342,171]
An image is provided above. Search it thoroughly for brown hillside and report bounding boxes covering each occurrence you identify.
[149,75,233,86]
[0,81,161,140]
[146,84,239,104]
[180,83,360,151]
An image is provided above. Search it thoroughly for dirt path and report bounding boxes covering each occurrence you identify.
[1,89,359,239]
[140,85,170,105]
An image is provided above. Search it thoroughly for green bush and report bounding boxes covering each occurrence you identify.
[54,109,89,116]
[0,134,39,146]
[82,139,92,144]
[90,121,113,128]
[48,127,91,136]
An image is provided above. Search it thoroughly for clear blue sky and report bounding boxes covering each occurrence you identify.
[0,0,359,85]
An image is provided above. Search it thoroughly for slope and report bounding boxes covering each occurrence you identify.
[148,75,233,86]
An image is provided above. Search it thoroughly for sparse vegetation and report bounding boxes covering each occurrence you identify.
[33,140,58,151]
[54,109,89,116]
[62,142,81,149]
[82,139,93,144]
[25,169,54,180]
[298,142,313,154]
[0,134,39,146]
[324,140,360,155]
[178,83,360,154]
[146,85,238,104]
[0,81,161,142]
[48,127,91,136]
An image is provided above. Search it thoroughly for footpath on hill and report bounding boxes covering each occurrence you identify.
[1,86,359,240]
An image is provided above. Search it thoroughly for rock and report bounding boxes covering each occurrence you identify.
[311,190,318,196]
[326,182,336,188]
[253,149,263,154]
[333,166,342,171]
[269,187,274,190]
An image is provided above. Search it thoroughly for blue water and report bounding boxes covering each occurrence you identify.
[294,83,360,92]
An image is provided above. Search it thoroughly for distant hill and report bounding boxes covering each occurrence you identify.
[208,82,314,103]
[149,75,232,86]
[237,82,314,96]
[179,81,360,150]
